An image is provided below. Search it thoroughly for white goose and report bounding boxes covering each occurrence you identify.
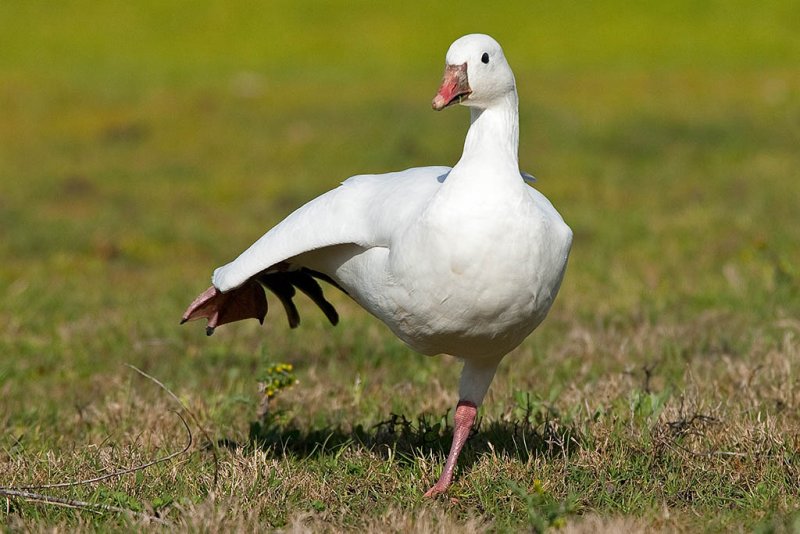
[183,34,572,497]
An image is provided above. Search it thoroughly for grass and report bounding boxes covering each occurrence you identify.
[1,0,799,531]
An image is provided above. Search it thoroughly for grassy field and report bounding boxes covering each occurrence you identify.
[2,1,799,531]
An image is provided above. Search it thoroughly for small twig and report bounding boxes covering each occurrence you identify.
[0,488,168,525]
[0,411,190,524]
[125,364,219,486]
[0,365,213,522]
[11,412,192,491]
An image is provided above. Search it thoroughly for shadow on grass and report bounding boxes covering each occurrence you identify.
[217,397,583,473]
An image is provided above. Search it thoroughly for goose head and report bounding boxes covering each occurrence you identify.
[432,34,516,112]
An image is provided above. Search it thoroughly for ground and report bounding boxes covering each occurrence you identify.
[1,1,799,532]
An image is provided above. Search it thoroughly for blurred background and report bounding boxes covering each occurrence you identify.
[1,1,799,529]
[2,0,799,450]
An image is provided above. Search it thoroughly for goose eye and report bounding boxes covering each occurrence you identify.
[481,52,490,64]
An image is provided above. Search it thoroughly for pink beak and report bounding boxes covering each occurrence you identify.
[432,63,471,111]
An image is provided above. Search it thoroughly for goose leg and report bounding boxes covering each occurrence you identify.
[423,399,477,497]
[423,359,498,497]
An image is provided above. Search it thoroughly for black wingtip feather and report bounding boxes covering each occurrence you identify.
[253,266,343,329]
[258,273,301,328]
[289,270,340,326]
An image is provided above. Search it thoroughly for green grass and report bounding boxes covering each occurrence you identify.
[2,1,800,531]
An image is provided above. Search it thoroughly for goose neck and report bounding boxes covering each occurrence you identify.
[459,92,519,168]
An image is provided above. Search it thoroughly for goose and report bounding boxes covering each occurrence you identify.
[183,33,572,497]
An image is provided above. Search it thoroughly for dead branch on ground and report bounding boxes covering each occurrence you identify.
[0,364,216,524]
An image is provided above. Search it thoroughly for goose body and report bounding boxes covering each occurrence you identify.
[184,34,572,496]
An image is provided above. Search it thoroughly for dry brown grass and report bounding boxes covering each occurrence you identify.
[4,317,799,531]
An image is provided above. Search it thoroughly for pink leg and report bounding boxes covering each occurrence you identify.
[424,400,477,497]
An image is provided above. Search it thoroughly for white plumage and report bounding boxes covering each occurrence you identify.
[184,33,572,496]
